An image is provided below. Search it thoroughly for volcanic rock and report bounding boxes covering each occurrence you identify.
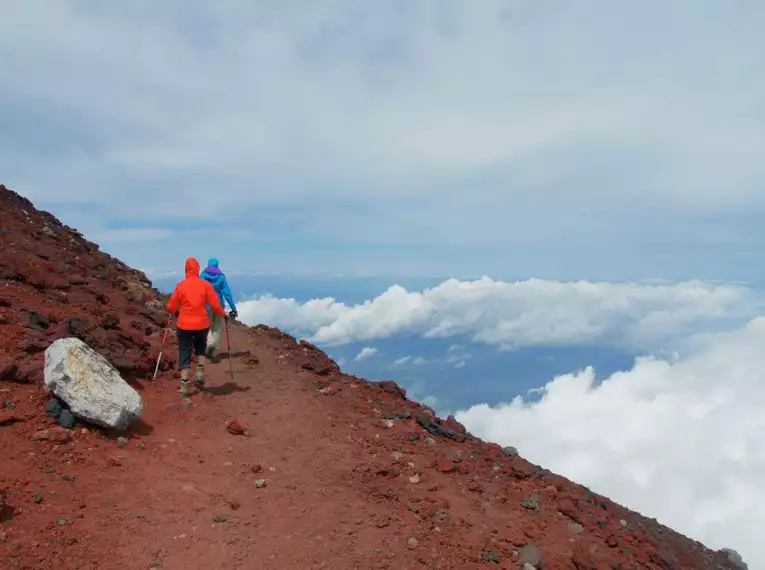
[44,337,143,430]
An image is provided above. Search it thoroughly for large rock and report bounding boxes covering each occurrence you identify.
[44,337,143,430]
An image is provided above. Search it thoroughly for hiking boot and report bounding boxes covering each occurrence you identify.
[179,380,190,398]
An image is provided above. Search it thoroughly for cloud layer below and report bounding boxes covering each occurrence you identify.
[238,277,761,351]
[456,317,765,567]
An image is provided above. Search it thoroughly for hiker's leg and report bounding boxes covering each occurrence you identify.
[177,328,192,397]
[194,328,209,389]
[206,312,222,359]
[212,314,223,352]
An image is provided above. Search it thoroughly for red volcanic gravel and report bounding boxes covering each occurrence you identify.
[0,184,745,569]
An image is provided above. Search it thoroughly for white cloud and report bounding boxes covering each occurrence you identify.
[422,395,439,410]
[454,317,765,567]
[393,355,427,366]
[353,346,378,361]
[238,277,761,350]
[1,1,765,279]
[447,344,471,368]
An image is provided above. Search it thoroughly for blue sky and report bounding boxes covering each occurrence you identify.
[2,2,765,564]
[2,1,765,282]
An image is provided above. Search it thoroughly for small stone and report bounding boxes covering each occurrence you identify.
[557,498,581,523]
[61,474,75,482]
[436,460,457,474]
[254,479,267,488]
[116,437,128,448]
[251,464,263,473]
[45,398,63,418]
[521,494,541,511]
[226,420,245,435]
[381,419,394,429]
[58,518,68,526]
[568,522,584,534]
[483,550,501,563]
[213,515,228,523]
[522,564,536,570]
[502,445,518,456]
[57,409,76,429]
[149,562,163,568]
[408,473,420,484]
[442,447,463,463]
[425,437,436,446]
[43,466,56,474]
[517,544,541,567]
[32,494,43,504]
[5,401,16,410]
[32,427,71,444]
[407,537,418,549]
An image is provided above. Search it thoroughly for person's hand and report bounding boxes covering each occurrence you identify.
[229,309,238,319]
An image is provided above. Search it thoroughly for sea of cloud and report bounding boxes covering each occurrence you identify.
[238,276,761,351]
[456,318,764,566]
[238,277,760,565]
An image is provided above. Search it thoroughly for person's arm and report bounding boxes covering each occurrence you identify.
[166,286,181,315]
[205,282,227,317]
[221,276,237,313]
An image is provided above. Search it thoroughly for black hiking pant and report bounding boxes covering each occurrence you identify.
[177,327,209,369]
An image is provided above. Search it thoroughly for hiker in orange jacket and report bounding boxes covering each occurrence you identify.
[167,257,227,398]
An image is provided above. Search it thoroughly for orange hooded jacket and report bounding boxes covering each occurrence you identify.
[167,258,227,330]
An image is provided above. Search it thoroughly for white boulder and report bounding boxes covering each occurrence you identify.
[44,337,143,430]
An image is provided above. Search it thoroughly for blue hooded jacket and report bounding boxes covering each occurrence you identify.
[200,257,237,313]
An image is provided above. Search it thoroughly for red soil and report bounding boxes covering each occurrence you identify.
[0,185,743,569]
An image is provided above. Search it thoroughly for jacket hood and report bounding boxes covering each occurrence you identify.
[185,257,201,277]
[204,257,222,276]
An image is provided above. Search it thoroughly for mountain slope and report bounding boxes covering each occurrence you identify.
[0,184,746,569]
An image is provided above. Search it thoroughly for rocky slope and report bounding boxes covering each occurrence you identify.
[0,184,747,569]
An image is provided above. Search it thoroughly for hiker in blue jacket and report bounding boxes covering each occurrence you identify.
[200,257,238,361]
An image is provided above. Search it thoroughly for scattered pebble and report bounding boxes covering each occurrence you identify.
[483,550,501,563]
[32,494,43,504]
[58,518,67,526]
[254,479,267,488]
[407,537,418,550]
[213,515,228,523]
[61,475,75,482]
[116,437,128,448]
[408,473,420,484]
[517,544,541,567]
[521,494,541,511]
[226,420,246,436]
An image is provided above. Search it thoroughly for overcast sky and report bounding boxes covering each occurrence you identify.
[1,0,764,280]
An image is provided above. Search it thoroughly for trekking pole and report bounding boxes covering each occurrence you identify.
[152,316,172,382]
[224,319,235,382]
